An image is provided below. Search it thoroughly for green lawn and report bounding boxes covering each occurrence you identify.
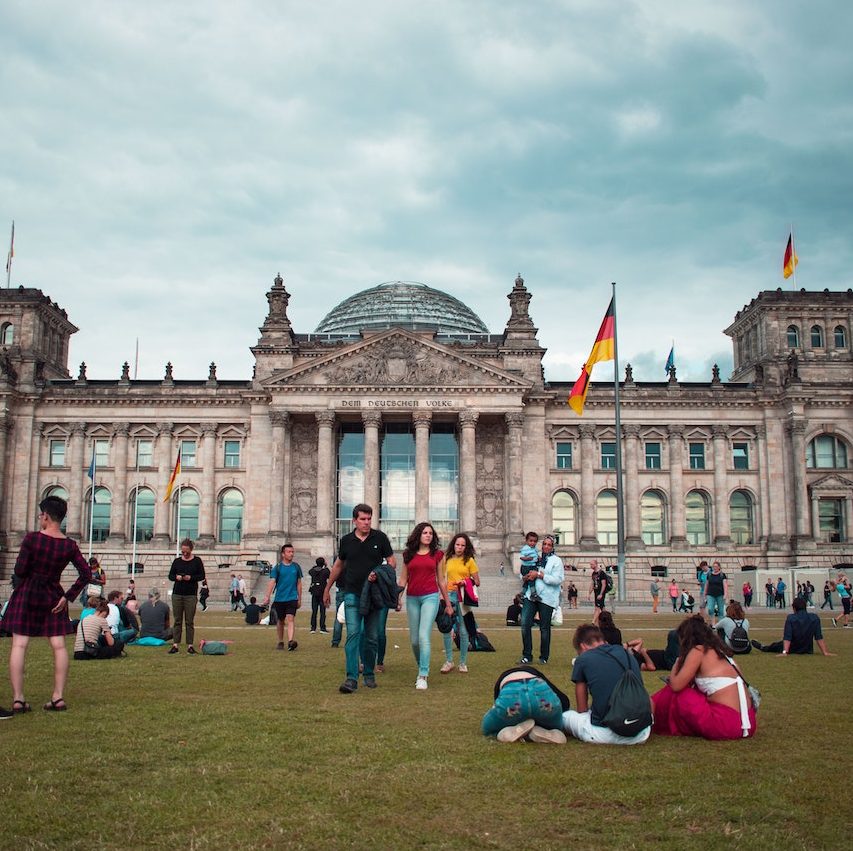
[1,608,847,850]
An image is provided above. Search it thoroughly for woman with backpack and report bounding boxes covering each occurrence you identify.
[652,615,757,740]
[714,601,751,654]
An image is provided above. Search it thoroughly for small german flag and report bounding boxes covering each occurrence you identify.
[568,297,615,416]
[163,449,181,503]
[783,233,798,279]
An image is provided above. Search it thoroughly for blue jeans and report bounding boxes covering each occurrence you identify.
[707,595,725,621]
[406,592,440,677]
[332,588,345,645]
[442,591,468,665]
[362,605,388,665]
[114,627,137,645]
[344,592,379,682]
[521,597,554,662]
[481,677,564,736]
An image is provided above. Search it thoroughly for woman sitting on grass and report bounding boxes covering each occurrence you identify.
[652,614,756,740]
[714,601,751,652]
[597,610,656,671]
[73,598,124,660]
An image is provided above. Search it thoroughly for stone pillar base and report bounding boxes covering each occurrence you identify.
[713,535,732,550]
[791,535,817,552]
[195,534,216,548]
[578,537,600,549]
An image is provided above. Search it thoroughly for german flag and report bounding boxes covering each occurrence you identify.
[783,233,798,279]
[568,297,615,416]
[163,449,181,503]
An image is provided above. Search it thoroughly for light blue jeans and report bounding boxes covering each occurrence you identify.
[344,592,379,683]
[442,590,468,665]
[406,592,440,677]
[481,677,564,736]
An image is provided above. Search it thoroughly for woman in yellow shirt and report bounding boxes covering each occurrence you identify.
[440,533,480,674]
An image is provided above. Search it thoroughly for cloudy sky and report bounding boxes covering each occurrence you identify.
[2,0,851,385]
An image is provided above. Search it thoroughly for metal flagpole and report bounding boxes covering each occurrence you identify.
[87,466,97,560]
[611,282,627,603]
[131,484,139,582]
[5,221,13,288]
[175,481,182,557]
[790,223,797,291]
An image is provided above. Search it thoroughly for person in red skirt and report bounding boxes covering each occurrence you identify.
[1,495,91,713]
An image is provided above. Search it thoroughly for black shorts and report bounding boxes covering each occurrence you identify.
[594,596,607,609]
[843,597,851,615]
[273,601,298,618]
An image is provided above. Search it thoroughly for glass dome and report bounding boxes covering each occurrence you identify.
[315,281,489,335]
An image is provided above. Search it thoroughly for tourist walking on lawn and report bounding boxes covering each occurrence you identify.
[742,581,753,609]
[398,522,451,690]
[765,578,775,608]
[520,535,564,665]
[440,533,480,675]
[324,504,395,693]
[820,580,834,610]
[650,578,660,613]
[198,579,210,611]
[831,574,851,628]
[704,562,728,628]
[668,579,679,611]
[168,538,206,655]
[308,557,330,634]
[229,574,240,610]
[2,495,92,713]
[263,544,303,650]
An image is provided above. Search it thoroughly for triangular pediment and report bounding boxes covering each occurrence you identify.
[262,329,530,390]
[808,473,853,492]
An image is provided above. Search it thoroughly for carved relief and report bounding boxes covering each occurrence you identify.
[289,420,317,531]
[475,422,505,535]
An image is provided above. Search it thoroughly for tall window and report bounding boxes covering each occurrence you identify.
[130,487,155,542]
[180,439,197,468]
[786,325,799,348]
[428,423,458,544]
[732,442,749,470]
[336,424,365,542]
[818,498,845,543]
[810,325,824,347]
[596,489,617,545]
[834,325,848,348]
[381,424,415,551]
[552,490,576,545]
[685,490,710,545]
[1,322,13,345]
[136,439,153,468]
[689,442,705,470]
[806,435,848,469]
[224,440,241,468]
[218,488,244,543]
[645,442,661,470]
[641,490,666,545]
[49,439,66,467]
[87,486,111,542]
[174,488,199,541]
[600,442,616,469]
[730,490,755,545]
[94,438,110,468]
[44,486,68,533]
[556,442,573,469]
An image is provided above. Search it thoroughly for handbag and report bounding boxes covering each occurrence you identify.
[461,578,479,608]
[435,602,453,634]
[552,605,564,626]
[83,639,100,658]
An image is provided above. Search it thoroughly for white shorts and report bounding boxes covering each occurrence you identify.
[562,710,651,745]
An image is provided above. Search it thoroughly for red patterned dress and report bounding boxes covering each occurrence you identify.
[1,532,91,636]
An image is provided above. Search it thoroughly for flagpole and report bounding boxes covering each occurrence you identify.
[131,483,140,582]
[87,457,97,560]
[175,481,182,557]
[5,221,13,288]
[611,282,627,603]
[790,223,797,291]
[134,338,139,380]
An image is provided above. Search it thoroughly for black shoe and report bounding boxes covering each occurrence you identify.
[538,658,548,665]
[330,642,339,648]
[751,640,763,651]
[339,678,358,694]
[0,706,12,720]
[320,629,329,634]
[288,640,298,651]
[187,646,197,655]
[168,645,179,654]
[519,657,531,664]
[363,677,377,689]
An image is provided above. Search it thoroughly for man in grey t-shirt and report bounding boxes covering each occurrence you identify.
[650,579,660,613]
[138,588,173,641]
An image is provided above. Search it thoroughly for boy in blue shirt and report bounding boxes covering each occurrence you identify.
[519,532,540,602]
[262,544,303,650]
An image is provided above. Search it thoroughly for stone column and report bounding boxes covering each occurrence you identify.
[269,411,289,536]
[578,423,598,547]
[505,412,524,541]
[0,416,11,531]
[668,425,686,544]
[787,419,811,544]
[755,425,770,544]
[315,412,336,534]
[458,410,478,533]
[413,411,432,523]
[67,422,87,539]
[623,424,642,548]
[362,411,382,522]
[762,418,788,549]
[712,424,731,547]
[153,423,174,542]
[110,423,130,543]
[197,423,217,545]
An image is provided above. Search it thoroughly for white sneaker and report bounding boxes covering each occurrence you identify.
[528,725,567,744]
[440,661,455,674]
[496,718,535,743]
[458,663,468,673]
[415,676,428,690]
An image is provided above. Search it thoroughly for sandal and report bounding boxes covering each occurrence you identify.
[43,698,67,712]
[12,700,32,714]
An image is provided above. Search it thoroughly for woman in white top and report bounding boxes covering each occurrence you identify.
[652,615,756,739]
[715,601,750,652]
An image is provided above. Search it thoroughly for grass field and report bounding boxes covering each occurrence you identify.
[1,606,848,850]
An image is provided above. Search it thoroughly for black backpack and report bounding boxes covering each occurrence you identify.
[599,648,653,737]
[729,619,751,654]
[604,573,614,593]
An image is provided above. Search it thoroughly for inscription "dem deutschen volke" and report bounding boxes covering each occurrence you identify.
[339,399,454,408]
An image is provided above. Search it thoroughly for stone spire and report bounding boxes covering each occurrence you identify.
[252,272,298,383]
[259,273,293,339]
[505,273,536,332]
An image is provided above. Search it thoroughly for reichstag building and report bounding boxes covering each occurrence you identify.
[0,276,850,597]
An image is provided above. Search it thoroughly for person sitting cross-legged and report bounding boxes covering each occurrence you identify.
[752,597,835,657]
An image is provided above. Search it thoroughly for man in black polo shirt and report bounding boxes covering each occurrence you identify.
[323,504,395,693]
[752,597,835,656]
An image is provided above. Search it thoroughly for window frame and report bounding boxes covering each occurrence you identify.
[732,441,749,471]
[834,325,848,348]
[688,442,705,470]
[180,439,198,469]
[786,325,800,348]
[810,324,824,348]
[644,441,661,470]
[136,439,154,469]
[49,439,66,467]
[555,441,573,470]
[600,441,616,470]
[223,439,241,469]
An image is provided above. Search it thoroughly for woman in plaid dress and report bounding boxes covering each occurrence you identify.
[2,495,91,712]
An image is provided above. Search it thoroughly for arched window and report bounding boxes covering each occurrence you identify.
[129,487,155,542]
[0,322,13,345]
[86,486,111,542]
[551,490,576,546]
[218,488,244,544]
[730,490,755,545]
[806,434,848,469]
[43,485,68,533]
[786,325,799,348]
[810,324,824,347]
[641,490,666,545]
[685,490,710,546]
[596,489,617,546]
[173,488,199,541]
[834,325,848,348]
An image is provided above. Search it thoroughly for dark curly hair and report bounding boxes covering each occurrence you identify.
[402,522,441,564]
[675,614,731,668]
[445,532,475,564]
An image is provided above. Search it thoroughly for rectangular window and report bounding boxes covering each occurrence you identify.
[180,439,197,468]
[337,425,365,543]
[94,438,110,468]
[733,442,749,470]
[556,442,573,469]
[645,442,661,470]
[600,442,616,469]
[818,498,845,543]
[650,565,668,578]
[224,440,241,468]
[689,442,705,470]
[49,439,66,467]
[136,439,153,468]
